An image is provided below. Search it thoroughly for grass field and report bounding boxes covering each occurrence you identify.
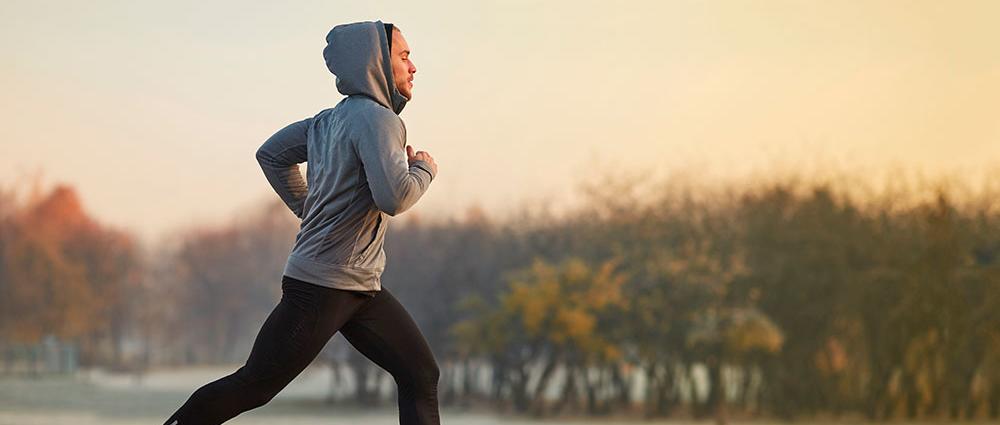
[1,366,995,425]
[0,365,599,424]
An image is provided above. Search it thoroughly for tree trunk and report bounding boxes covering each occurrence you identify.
[510,363,531,413]
[440,359,456,406]
[461,358,477,407]
[554,363,579,415]
[610,361,632,412]
[706,356,728,425]
[529,350,561,417]
[690,362,709,419]
[491,356,507,406]
[642,361,660,418]
[325,360,341,404]
[348,351,379,405]
[585,365,598,415]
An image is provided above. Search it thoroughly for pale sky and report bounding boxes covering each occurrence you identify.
[2,0,999,245]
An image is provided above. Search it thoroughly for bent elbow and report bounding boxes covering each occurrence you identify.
[255,146,273,164]
[374,197,402,217]
[372,178,423,217]
[382,206,400,217]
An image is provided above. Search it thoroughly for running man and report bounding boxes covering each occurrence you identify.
[163,20,440,425]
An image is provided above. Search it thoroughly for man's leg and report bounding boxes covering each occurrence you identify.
[340,285,441,425]
[164,276,369,425]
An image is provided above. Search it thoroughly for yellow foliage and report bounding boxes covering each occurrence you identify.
[452,255,631,364]
[556,308,595,341]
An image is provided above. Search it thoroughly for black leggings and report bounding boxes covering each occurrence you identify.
[164,275,441,425]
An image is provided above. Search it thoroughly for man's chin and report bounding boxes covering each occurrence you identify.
[398,83,413,100]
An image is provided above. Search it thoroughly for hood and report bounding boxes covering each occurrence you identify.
[323,20,408,115]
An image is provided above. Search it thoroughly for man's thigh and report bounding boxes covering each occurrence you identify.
[243,278,367,384]
[339,286,438,380]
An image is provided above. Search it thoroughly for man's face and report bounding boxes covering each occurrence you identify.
[390,30,416,99]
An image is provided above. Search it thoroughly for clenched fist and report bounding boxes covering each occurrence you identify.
[406,145,438,176]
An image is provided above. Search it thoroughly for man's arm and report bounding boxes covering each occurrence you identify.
[356,114,436,216]
[255,118,310,219]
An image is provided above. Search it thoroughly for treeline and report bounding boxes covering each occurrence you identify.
[381,172,1000,422]
[0,183,299,370]
[0,184,142,367]
[1,171,999,422]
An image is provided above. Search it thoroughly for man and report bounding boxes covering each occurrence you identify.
[164,21,441,425]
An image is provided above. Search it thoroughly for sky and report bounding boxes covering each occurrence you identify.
[2,0,999,245]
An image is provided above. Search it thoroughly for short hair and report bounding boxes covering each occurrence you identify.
[384,23,402,53]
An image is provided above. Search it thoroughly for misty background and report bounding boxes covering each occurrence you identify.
[2,1,999,424]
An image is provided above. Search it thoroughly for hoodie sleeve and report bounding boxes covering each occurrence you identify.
[356,112,435,216]
[255,118,311,219]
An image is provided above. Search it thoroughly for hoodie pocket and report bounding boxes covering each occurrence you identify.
[353,212,385,266]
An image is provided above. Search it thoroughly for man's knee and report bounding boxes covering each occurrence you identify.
[393,358,439,393]
[237,372,286,409]
[246,384,281,409]
[426,359,440,385]
[235,364,298,408]
[405,358,440,392]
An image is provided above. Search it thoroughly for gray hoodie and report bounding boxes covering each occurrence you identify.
[255,20,436,294]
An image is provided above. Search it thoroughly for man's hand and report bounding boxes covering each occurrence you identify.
[406,145,438,176]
